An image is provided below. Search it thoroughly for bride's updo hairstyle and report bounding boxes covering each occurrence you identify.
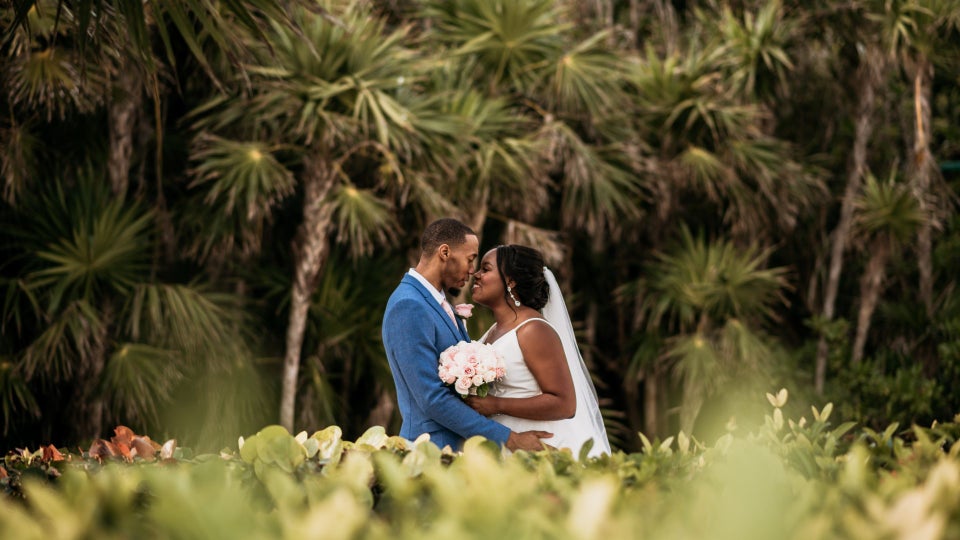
[495,245,550,311]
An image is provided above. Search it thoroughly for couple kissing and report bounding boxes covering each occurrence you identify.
[381,218,610,457]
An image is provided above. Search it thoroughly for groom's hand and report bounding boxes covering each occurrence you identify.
[506,430,552,452]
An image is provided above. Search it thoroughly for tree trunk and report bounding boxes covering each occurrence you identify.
[814,46,885,394]
[643,362,659,437]
[74,303,113,442]
[364,386,396,430]
[909,56,935,317]
[107,57,141,198]
[629,0,641,48]
[678,362,703,435]
[466,188,488,235]
[851,242,890,364]
[280,152,338,432]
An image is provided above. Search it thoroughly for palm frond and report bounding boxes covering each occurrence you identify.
[544,30,629,116]
[184,134,294,263]
[0,357,39,434]
[0,277,40,337]
[4,0,292,79]
[328,184,398,259]
[189,135,296,220]
[500,220,566,268]
[422,68,548,217]
[539,120,644,237]
[855,173,925,243]
[669,332,723,386]
[867,0,932,56]
[243,2,423,151]
[0,117,39,204]
[2,2,108,120]
[124,283,248,365]
[642,227,790,331]
[677,145,733,203]
[102,343,181,428]
[423,0,567,92]
[4,44,103,120]
[402,171,460,219]
[22,298,104,380]
[716,318,775,373]
[30,197,153,312]
[713,0,797,98]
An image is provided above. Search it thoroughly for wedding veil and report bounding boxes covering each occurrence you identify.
[541,267,611,457]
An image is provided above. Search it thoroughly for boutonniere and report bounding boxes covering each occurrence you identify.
[454,303,474,319]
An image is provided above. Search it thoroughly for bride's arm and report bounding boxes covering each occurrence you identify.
[466,321,576,420]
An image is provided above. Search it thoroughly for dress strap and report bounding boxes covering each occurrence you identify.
[514,317,554,333]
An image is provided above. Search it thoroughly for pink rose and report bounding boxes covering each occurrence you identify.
[454,377,472,395]
[454,303,474,319]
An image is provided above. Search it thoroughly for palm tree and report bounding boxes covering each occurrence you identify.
[0,1,296,447]
[871,0,960,316]
[714,0,797,104]
[188,1,489,431]
[617,1,822,436]
[850,173,924,363]
[809,0,960,392]
[3,0,289,72]
[424,0,648,236]
[0,173,257,443]
[629,227,790,434]
[628,47,821,247]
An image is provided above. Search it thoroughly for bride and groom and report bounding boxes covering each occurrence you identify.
[381,218,610,457]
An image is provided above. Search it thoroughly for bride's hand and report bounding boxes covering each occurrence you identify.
[464,395,500,416]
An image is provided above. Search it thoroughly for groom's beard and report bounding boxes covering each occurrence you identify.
[446,287,461,297]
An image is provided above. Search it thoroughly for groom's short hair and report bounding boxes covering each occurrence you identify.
[421,218,475,254]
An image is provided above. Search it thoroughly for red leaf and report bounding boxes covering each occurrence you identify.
[112,426,136,447]
[116,442,133,462]
[42,444,64,462]
[0,466,7,479]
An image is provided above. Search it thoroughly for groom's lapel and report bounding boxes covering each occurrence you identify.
[456,317,470,341]
[401,274,462,339]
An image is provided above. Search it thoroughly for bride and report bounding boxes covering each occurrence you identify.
[465,244,611,458]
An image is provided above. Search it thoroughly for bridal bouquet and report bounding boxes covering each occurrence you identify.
[438,341,505,397]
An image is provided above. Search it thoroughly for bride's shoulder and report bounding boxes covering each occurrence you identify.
[515,317,558,338]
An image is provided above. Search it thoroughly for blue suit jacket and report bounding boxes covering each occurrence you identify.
[382,274,511,449]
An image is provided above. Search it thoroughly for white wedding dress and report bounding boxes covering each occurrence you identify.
[480,277,611,459]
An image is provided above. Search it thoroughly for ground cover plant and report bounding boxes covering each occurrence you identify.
[3,391,960,539]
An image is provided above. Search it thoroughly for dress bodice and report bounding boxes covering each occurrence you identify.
[482,318,549,399]
[478,317,610,458]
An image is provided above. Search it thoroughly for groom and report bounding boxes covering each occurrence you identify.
[382,218,550,451]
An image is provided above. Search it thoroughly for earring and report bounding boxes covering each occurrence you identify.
[507,286,521,307]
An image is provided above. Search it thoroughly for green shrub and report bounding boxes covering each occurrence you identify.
[4,391,960,539]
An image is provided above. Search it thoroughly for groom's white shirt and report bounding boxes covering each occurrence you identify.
[408,268,447,307]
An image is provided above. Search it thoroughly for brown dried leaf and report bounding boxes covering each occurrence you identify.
[130,437,156,461]
[89,439,119,460]
[0,466,7,479]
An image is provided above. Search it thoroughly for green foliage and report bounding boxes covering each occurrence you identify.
[829,352,943,431]
[4,0,960,458]
[5,393,960,539]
